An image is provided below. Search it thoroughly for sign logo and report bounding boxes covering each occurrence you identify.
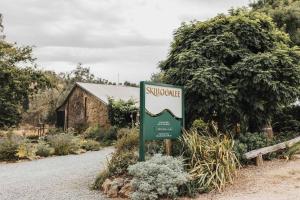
[139,81,184,161]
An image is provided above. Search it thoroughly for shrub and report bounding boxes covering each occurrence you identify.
[93,151,138,189]
[47,127,64,135]
[81,139,101,151]
[283,142,300,160]
[128,154,189,200]
[272,105,300,132]
[107,151,138,176]
[274,131,300,143]
[74,122,89,135]
[115,128,139,152]
[36,142,54,157]
[93,169,110,190]
[107,98,138,128]
[234,132,276,162]
[84,125,118,146]
[181,131,240,192]
[104,126,118,141]
[0,134,23,161]
[26,135,39,140]
[16,142,36,160]
[83,125,102,139]
[47,134,81,155]
[237,132,274,151]
[191,118,208,133]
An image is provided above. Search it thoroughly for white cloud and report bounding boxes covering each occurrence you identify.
[0,0,250,83]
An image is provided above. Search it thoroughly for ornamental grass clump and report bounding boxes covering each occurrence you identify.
[181,130,240,192]
[128,154,190,200]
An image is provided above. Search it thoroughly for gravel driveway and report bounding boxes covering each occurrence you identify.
[0,147,114,200]
[196,158,300,200]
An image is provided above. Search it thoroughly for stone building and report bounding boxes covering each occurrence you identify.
[56,82,139,130]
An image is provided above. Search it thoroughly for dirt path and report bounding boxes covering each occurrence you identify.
[195,157,300,200]
[0,147,114,200]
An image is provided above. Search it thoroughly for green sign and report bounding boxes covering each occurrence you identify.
[139,81,184,161]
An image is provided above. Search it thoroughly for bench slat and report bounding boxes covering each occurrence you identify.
[244,136,300,159]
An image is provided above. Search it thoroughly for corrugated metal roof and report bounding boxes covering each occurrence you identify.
[76,82,139,105]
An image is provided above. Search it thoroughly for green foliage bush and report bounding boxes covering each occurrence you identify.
[191,118,208,133]
[115,128,139,152]
[83,125,102,139]
[47,134,80,155]
[181,131,239,192]
[128,154,189,200]
[36,142,54,157]
[274,131,300,143]
[0,41,52,128]
[234,132,275,162]
[103,126,118,141]
[107,98,138,128]
[0,134,23,161]
[159,10,300,132]
[108,151,138,176]
[272,105,300,132]
[84,125,117,146]
[81,139,101,151]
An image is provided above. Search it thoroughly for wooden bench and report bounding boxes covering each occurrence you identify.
[244,136,300,166]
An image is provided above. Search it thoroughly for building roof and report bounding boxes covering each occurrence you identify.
[57,82,139,111]
[76,82,139,104]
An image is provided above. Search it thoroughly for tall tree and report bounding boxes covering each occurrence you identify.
[159,11,300,132]
[61,63,110,85]
[0,18,51,127]
[0,14,4,40]
[250,0,300,46]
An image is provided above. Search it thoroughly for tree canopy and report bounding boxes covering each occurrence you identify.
[61,63,112,86]
[250,0,300,46]
[159,11,300,132]
[0,41,52,127]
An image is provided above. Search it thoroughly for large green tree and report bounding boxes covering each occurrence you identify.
[250,0,300,46]
[159,11,300,132]
[0,21,51,127]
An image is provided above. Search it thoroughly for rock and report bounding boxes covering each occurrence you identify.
[107,184,119,198]
[102,178,112,194]
[106,177,125,198]
[113,177,125,188]
[119,182,133,198]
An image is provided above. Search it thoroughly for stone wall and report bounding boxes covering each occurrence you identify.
[65,86,110,129]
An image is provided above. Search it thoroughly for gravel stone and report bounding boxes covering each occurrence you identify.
[0,147,114,200]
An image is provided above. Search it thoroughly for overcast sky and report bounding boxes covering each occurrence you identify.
[0,0,250,83]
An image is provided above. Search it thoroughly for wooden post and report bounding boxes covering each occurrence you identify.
[256,153,263,166]
[165,139,172,156]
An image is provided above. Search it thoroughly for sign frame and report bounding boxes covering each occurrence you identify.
[139,81,184,161]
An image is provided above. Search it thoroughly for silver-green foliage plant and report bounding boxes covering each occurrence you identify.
[128,154,189,200]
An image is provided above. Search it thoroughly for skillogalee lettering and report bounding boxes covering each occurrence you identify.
[146,86,181,97]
